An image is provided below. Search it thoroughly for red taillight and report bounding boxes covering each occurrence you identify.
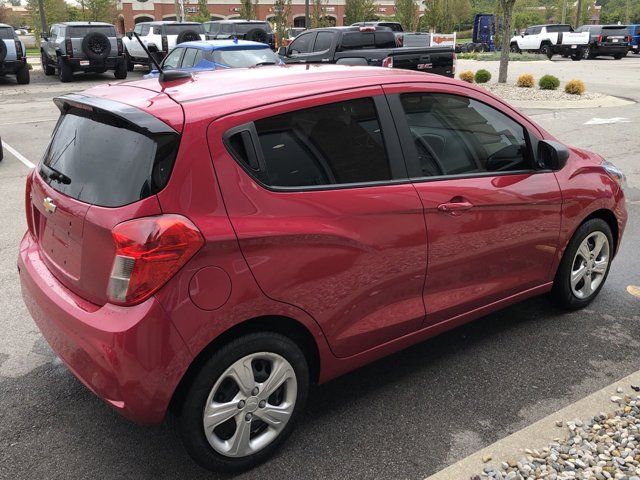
[597,35,603,42]
[25,172,34,237]
[162,35,169,53]
[382,56,393,68]
[628,35,632,43]
[107,215,204,305]
[359,26,375,32]
[117,37,123,55]
[65,38,73,57]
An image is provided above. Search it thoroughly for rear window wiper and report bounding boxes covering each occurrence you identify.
[41,163,71,185]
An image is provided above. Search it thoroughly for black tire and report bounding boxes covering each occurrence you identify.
[16,64,29,84]
[551,218,614,310]
[244,28,269,44]
[41,51,55,75]
[114,58,127,79]
[125,51,134,71]
[583,45,593,59]
[81,32,111,60]
[613,53,623,59]
[176,29,201,44]
[540,44,553,59]
[467,43,477,53]
[562,52,570,58]
[510,43,521,53]
[0,40,6,62]
[58,58,73,82]
[175,332,309,473]
[571,50,582,61]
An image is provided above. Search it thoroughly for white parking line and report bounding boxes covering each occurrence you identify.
[1,140,35,169]
[425,370,640,480]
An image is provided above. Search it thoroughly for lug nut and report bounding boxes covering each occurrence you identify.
[259,400,266,408]
[245,413,253,421]
[251,387,259,396]
[238,400,245,409]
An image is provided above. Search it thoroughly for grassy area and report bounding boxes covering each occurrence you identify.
[456,37,471,44]
[25,47,39,57]
[457,51,549,61]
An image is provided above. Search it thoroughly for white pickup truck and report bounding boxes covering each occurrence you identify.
[510,24,590,60]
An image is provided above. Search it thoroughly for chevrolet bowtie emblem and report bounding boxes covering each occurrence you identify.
[43,197,57,214]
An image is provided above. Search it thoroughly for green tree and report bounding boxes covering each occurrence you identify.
[27,0,68,36]
[311,0,332,27]
[272,0,291,46]
[239,0,258,19]
[420,0,471,32]
[344,0,378,24]
[189,0,211,23]
[394,0,419,30]
[84,0,115,22]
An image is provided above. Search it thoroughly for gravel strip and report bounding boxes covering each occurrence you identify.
[479,83,604,103]
[475,388,640,480]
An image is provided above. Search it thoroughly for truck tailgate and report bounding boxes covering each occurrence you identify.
[390,47,454,77]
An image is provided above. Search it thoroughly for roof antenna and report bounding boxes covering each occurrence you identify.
[128,31,191,82]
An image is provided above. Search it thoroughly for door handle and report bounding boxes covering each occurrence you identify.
[437,199,474,216]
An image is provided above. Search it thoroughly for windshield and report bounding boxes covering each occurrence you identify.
[379,22,403,32]
[235,23,272,33]
[546,25,572,33]
[340,31,396,49]
[211,48,279,67]
[164,24,205,35]
[69,26,116,37]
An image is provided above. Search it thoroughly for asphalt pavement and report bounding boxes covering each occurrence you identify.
[0,58,639,480]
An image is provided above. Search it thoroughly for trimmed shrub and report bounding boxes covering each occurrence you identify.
[516,73,535,88]
[564,79,586,95]
[539,74,560,90]
[459,70,475,83]
[474,69,491,83]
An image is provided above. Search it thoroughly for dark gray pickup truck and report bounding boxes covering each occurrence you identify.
[277,26,455,78]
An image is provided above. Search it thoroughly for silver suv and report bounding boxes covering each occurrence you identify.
[40,21,126,82]
[0,23,29,84]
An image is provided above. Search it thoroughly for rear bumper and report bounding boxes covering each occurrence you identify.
[18,232,191,425]
[593,44,628,55]
[0,58,26,74]
[61,55,124,72]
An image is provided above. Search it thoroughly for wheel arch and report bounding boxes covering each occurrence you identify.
[581,208,619,255]
[169,315,321,413]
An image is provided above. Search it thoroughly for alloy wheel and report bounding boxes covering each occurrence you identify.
[202,352,297,458]
[570,231,610,299]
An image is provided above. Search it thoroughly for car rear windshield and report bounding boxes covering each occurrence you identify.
[602,26,629,36]
[546,25,572,32]
[39,106,180,207]
[235,23,272,33]
[210,48,279,67]
[0,27,13,39]
[68,26,116,37]
[164,24,205,35]
[378,22,403,32]
[339,31,396,50]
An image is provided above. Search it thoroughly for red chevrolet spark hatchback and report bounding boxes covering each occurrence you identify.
[19,65,626,471]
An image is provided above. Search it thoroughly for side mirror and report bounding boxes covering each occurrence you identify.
[40,33,48,40]
[537,140,570,171]
[277,46,287,56]
[125,32,133,40]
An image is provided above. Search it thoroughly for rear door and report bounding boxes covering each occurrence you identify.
[384,83,562,325]
[208,88,428,358]
[28,94,181,305]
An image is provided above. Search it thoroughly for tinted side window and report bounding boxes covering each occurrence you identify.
[250,98,391,187]
[400,93,529,177]
[221,24,233,33]
[313,31,334,51]
[181,48,199,68]
[290,32,314,53]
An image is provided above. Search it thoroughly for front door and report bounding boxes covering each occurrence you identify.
[385,84,562,325]
[208,88,428,358]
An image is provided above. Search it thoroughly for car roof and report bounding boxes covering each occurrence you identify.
[57,21,114,26]
[84,65,460,122]
[138,21,202,25]
[0,23,13,28]
[173,39,270,50]
[205,19,269,23]
[529,24,571,28]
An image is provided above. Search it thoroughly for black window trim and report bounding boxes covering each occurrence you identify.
[385,91,545,182]
[222,94,408,193]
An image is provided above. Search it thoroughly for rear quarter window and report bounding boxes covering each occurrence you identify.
[40,106,179,207]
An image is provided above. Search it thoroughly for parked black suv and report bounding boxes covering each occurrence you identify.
[40,22,126,82]
[204,20,275,49]
[576,24,630,59]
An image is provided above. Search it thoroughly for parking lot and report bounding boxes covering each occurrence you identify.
[0,57,639,479]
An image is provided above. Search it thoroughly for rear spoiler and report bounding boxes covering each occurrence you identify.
[54,94,178,135]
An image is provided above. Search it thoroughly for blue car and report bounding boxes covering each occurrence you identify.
[145,39,282,78]
[629,25,640,54]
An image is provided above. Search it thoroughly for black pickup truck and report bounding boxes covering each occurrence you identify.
[277,26,455,78]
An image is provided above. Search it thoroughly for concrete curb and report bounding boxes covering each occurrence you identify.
[508,95,634,110]
[425,370,640,480]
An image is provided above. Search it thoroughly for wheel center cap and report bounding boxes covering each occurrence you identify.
[245,397,259,412]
